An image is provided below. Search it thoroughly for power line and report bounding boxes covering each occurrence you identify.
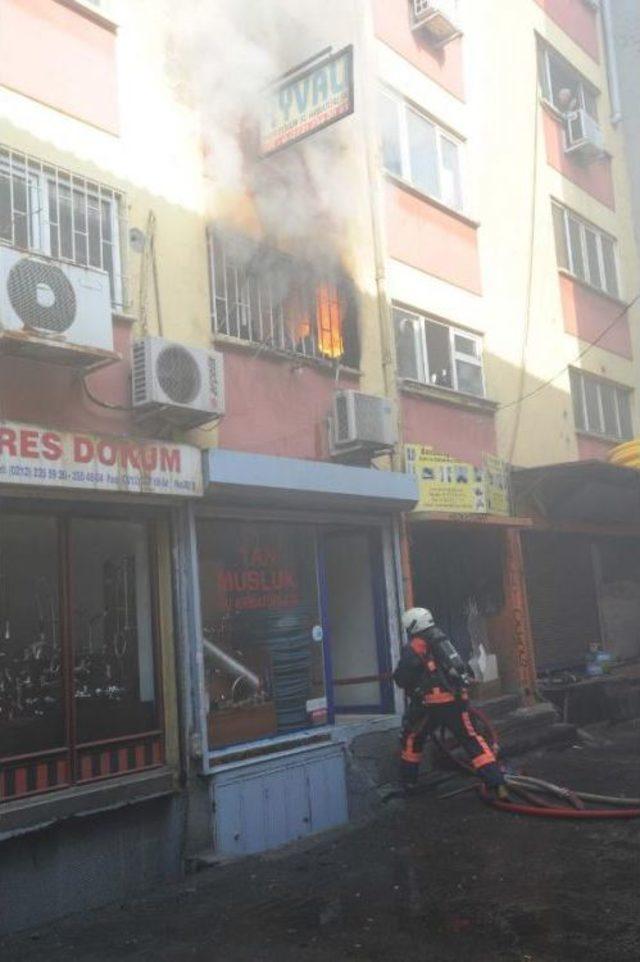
[498,291,640,414]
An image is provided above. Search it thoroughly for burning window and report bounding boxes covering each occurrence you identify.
[208,230,359,368]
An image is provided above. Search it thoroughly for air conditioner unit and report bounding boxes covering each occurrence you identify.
[0,247,115,367]
[565,109,604,161]
[132,336,225,428]
[410,0,461,46]
[329,390,397,456]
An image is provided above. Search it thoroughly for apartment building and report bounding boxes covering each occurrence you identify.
[1,0,640,933]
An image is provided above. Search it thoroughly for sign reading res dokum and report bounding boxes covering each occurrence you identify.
[260,45,354,157]
[0,421,203,497]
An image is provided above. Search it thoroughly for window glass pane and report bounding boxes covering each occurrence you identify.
[617,390,633,440]
[440,137,462,210]
[583,86,598,121]
[456,359,484,397]
[394,309,421,381]
[0,516,65,760]
[378,94,402,178]
[583,377,602,433]
[197,521,326,749]
[584,228,602,289]
[548,51,581,112]
[425,320,453,389]
[407,110,439,198]
[567,217,586,280]
[71,520,158,744]
[454,333,479,359]
[552,205,569,270]
[569,369,586,431]
[601,236,619,298]
[600,382,619,437]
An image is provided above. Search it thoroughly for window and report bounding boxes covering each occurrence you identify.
[538,44,599,119]
[569,369,633,440]
[208,231,360,367]
[0,512,163,803]
[378,91,464,211]
[197,520,327,749]
[552,203,619,298]
[394,307,485,397]
[0,147,125,309]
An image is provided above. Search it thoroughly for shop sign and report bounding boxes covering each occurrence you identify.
[260,45,354,157]
[405,446,511,516]
[0,421,203,497]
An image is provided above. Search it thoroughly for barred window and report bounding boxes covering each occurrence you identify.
[0,146,125,309]
[208,231,360,368]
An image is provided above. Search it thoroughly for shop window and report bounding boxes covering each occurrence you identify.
[0,146,125,309]
[394,306,485,398]
[538,43,599,119]
[378,89,464,212]
[197,520,327,750]
[0,512,163,804]
[569,368,633,440]
[552,202,620,299]
[208,231,360,368]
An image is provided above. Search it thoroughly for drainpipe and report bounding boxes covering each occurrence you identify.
[601,0,622,125]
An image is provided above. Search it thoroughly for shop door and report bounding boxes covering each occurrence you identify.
[321,528,394,714]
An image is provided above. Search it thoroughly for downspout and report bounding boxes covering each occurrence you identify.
[359,1,415,610]
[601,0,622,125]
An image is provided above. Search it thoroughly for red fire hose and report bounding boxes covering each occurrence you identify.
[479,785,640,819]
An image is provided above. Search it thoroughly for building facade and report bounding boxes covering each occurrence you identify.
[1,0,640,934]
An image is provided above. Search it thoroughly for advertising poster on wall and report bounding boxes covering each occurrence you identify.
[405,445,511,516]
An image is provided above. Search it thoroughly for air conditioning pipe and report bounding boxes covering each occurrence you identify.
[601,0,622,125]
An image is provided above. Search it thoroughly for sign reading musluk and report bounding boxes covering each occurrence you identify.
[0,421,203,497]
[260,46,354,157]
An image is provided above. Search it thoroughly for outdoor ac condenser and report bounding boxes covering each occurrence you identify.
[329,390,397,456]
[565,109,605,162]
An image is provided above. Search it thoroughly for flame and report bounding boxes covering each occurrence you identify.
[316,283,344,359]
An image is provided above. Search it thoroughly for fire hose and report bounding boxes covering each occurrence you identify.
[432,707,640,820]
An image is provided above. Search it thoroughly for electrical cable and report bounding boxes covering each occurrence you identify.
[497,291,640,414]
[80,373,134,412]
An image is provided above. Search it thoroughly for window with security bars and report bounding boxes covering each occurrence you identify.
[208,231,360,368]
[394,306,485,398]
[0,146,126,309]
[569,369,633,441]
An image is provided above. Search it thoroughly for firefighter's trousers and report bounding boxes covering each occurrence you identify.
[400,699,503,788]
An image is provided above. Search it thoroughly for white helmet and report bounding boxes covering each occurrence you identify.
[402,607,435,635]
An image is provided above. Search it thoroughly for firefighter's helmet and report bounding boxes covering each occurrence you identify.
[402,607,435,636]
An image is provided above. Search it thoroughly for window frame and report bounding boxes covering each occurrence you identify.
[570,368,633,441]
[0,147,125,310]
[539,43,600,120]
[378,88,465,212]
[394,306,486,399]
[552,202,620,299]
[0,504,166,805]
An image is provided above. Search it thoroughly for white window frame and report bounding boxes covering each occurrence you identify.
[0,148,124,309]
[553,202,620,299]
[379,89,465,212]
[570,369,632,440]
[395,307,485,398]
[539,44,599,119]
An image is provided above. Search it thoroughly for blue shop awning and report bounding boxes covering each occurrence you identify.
[203,449,418,512]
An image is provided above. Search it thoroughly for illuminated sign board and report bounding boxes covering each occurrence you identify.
[260,45,354,157]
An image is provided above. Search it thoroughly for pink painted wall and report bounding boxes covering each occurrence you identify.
[577,434,616,461]
[0,0,119,134]
[385,182,482,294]
[0,320,135,436]
[535,0,600,62]
[559,274,631,358]
[218,350,359,460]
[543,111,614,210]
[401,394,497,463]
[371,0,465,101]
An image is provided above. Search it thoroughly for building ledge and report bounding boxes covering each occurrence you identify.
[558,269,628,310]
[384,172,480,229]
[576,428,620,447]
[212,333,361,380]
[55,0,118,31]
[0,767,177,842]
[400,379,498,414]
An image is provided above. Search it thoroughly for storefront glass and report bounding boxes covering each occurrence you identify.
[0,508,163,802]
[197,519,327,749]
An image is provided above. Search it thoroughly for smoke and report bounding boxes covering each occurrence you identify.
[164,0,357,264]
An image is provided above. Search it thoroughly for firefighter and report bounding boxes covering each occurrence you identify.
[395,607,507,796]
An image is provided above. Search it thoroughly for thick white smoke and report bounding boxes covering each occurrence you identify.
[164,0,358,264]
